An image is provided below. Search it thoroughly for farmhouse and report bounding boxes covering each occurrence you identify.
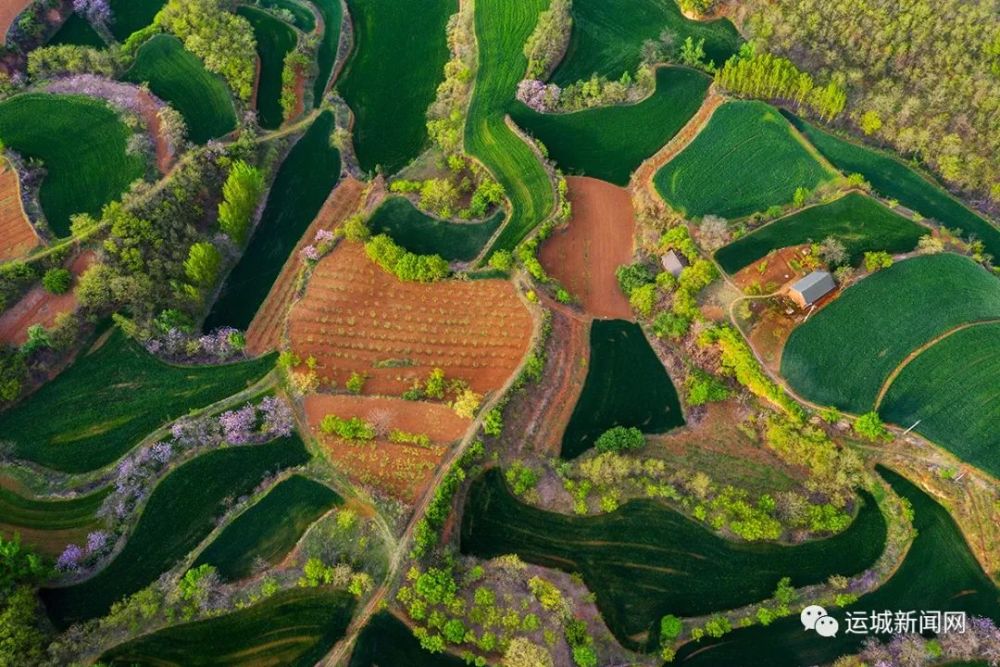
[661,250,689,278]
[788,270,836,308]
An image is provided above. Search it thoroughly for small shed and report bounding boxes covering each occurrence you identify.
[789,270,836,308]
[661,250,689,278]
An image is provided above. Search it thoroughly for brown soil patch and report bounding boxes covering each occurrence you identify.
[137,90,173,174]
[289,242,533,396]
[746,305,796,374]
[304,393,470,502]
[0,160,38,260]
[539,176,634,320]
[0,250,94,345]
[246,176,366,354]
[730,244,811,292]
[287,67,307,124]
[0,0,33,46]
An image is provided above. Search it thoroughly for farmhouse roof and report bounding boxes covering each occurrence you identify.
[661,250,689,278]
[790,270,836,306]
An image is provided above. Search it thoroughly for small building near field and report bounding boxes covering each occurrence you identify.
[661,250,689,278]
[789,270,836,308]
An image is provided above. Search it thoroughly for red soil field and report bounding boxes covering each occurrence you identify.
[0,0,33,46]
[288,242,533,396]
[730,244,811,292]
[0,250,93,345]
[304,393,471,501]
[0,160,38,261]
[539,177,635,320]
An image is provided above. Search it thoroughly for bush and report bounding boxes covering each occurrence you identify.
[653,311,691,339]
[595,426,645,453]
[488,250,513,272]
[42,268,72,295]
[615,263,654,296]
[364,234,449,282]
[345,372,366,394]
[863,250,894,272]
[629,283,656,316]
[685,369,731,406]
[854,411,890,441]
[660,614,683,644]
[505,462,539,496]
[319,414,376,441]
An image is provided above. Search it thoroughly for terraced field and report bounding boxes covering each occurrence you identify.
[42,435,310,628]
[0,328,275,473]
[715,192,926,274]
[194,475,341,581]
[101,587,355,666]
[338,0,455,174]
[125,35,238,144]
[108,0,165,41]
[511,67,710,186]
[466,0,554,253]
[368,196,503,261]
[550,0,741,85]
[654,100,835,219]
[0,94,146,237]
[240,7,298,130]
[562,320,683,458]
[310,0,342,102]
[461,468,887,649]
[350,612,466,667]
[0,486,109,556]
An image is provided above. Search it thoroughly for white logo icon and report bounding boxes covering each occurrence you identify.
[801,605,839,638]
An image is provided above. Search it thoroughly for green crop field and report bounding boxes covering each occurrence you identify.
[42,436,310,628]
[653,100,835,219]
[125,35,238,144]
[561,320,684,459]
[108,0,165,41]
[880,323,1000,478]
[194,475,341,581]
[550,0,741,86]
[511,67,709,186]
[260,0,316,31]
[350,612,466,667]
[310,0,342,102]
[101,587,355,666]
[338,0,454,174]
[0,328,275,473]
[715,192,926,274]
[786,112,1000,263]
[461,468,887,649]
[0,94,146,237]
[205,111,341,331]
[368,196,503,261]
[673,466,1000,666]
[0,486,109,532]
[781,253,1000,413]
[48,14,105,47]
[466,0,554,254]
[239,7,298,130]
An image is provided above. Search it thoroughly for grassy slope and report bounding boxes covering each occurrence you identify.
[673,467,1000,666]
[48,14,106,47]
[880,323,1000,477]
[338,0,455,174]
[461,468,886,649]
[561,320,684,459]
[781,253,1000,413]
[368,196,503,261]
[124,35,237,144]
[205,111,341,331]
[466,0,554,254]
[510,67,709,186]
[551,0,740,85]
[194,475,341,581]
[101,587,355,666]
[108,0,165,41]
[0,94,145,237]
[0,329,275,473]
[42,436,310,628]
[260,0,316,32]
[310,0,342,102]
[786,112,1000,263]
[715,192,926,273]
[349,612,466,667]
[654,100,835,219]
[239,7,298,130]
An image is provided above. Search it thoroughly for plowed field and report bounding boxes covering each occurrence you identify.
[0,160,37,260]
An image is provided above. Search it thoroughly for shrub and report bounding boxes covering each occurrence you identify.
[685,369,731,406]
[854,411,890,441]
[364,234,449,282]
[483,407,503,437]
[595,426,645,453]
[488,250,514,272]
[629,283,656,316]
[505,462,539,496]
[42,268,72,294]
[345,371,366,394]
[661,614,683,644]
[615,263,654,296]
[653,311,691,339]
[863,250,894,272]
[319,414,376,441]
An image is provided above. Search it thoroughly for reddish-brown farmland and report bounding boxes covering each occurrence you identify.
[539,177,635,320]
[0,0,34,46]
[0,160,38,260]
[0,250,93,345]
[288,243,533,396]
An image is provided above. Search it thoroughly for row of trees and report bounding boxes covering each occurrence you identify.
[522,0,571,79]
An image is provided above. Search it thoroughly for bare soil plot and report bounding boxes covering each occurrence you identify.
[0,159,37,260]
[0,250,93,345]
[730,244,811,292]
[288,243,533,395]
[539,177,635,320]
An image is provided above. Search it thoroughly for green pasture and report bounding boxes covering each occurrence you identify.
[715,192,926,274]
[338,0,455,174]
[239,7,298,130]
[310,0,342,102]
[260,0,316,32]
[0,94,145,237]
[108,0,165,42]
[781,253,1000,414]
[205,111,340,331]
[673,466,1000,666]
[880,323,1000,478]
[101,587,355,666]
[194,475,341,581]
[561,320,684,459]
[511,67,709,186]
[653,100,835,219]
[125,35,238,144]
[350,612,466,667]
[550,0,741,85]
[0,329,275,473]
[785,112,1000,263]
[48,14,105,47]
[0,487,109,532]
[466,0,554,253]
[461,468,887,649]
[42,436,310,628]
[368,196,502,261]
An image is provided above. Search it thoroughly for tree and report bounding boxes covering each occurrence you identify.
[503,637,554,667]
[184,242,222,287]
[680,37,706,67]
[854,411,890,441]
[661,614,683,643]
[699,215,730,251]
[218,161,265,245]
[0,347,26,403]
[419,179,459,218]
[685,369,731,406]
[863,251,893,272]
[616,262,654,296]
[859,110,883,135]
[42,268,72,294]
[595,426,645,453]
[818,237,848,266]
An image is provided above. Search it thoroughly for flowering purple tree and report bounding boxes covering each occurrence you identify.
[56,544,84,572]
[219,405,259,444]
[516,79,562,112]
[73,0,112,26]
[85,530,109,555]
[259,396,294,437]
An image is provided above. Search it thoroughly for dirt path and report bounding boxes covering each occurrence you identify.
[0,250,94,345]
[0,159,39,260]
[0,0,33,45]
[136,90,173,174]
